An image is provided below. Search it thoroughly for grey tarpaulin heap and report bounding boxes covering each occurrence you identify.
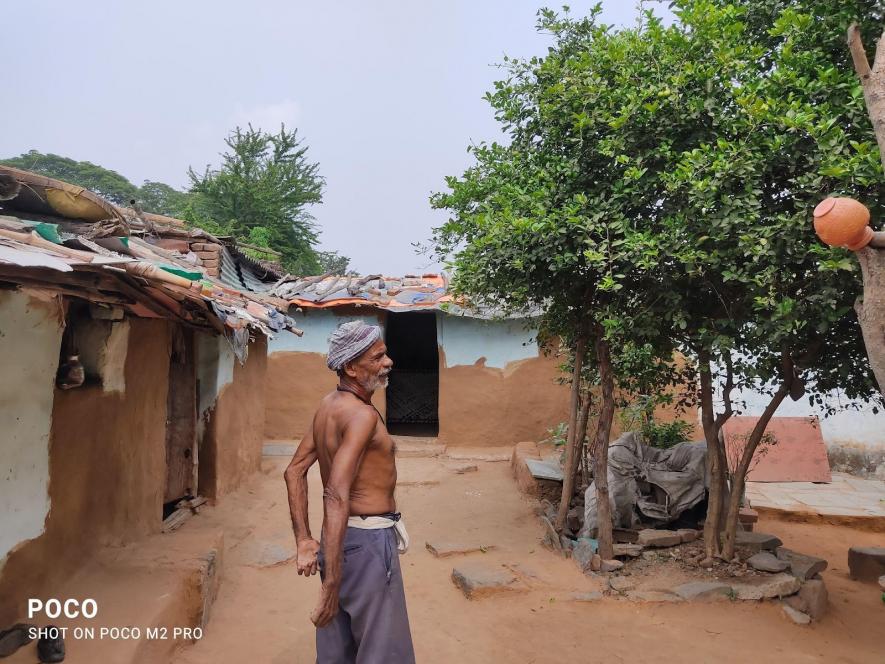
[581,432,708,536]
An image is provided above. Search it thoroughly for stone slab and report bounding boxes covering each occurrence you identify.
[426,541,496,558]
[677,529,699,543]
[447,447,512,462]
[733,531,783,553]
[451,563,527,599]
[600,559,623,572]
[848,546,885,583]
[609,577,635,593]
[524,458,564,482]
[672,581,733,602]
[637,529,682,548]
[775,547,827,581]
[748,552,789,573]
[613,543,644,558]
[782,604,811,625]
[784,579,828,621]
[731,573,800,600]
[626,590,684,603]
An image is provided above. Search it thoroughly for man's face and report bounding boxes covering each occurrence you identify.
[344,338,393,391]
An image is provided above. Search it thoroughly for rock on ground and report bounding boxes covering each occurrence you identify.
[782,604,812,625]
[637,529,682,548]
[451,464,478,474]
[613,543,644,558]
[626,591,684,603]
[784,579,828,621]
[451,563,527,599]
[609,577,635,593]
[733,531,783,553]
[425,541,496,558]
[747,552,789,573]
[775,547,828,581]
[600,559,623,572]
[731,573,800,600]
[671,581,733,602]
[677,529,699,543]
[848,546,885,583]
[572,540,598,574]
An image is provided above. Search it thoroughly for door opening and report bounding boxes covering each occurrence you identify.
[385,312,439,437]
[164,326,197,517]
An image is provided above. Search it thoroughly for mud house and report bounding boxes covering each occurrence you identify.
[0,166,298,624]
[265,274,572,446]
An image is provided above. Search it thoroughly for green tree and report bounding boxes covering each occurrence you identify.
[433,1,883,563]
[0,150,190,217]
[1,150,139,204]
[188,124,325,274]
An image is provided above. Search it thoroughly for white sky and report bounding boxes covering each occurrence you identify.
[5,1,672,274]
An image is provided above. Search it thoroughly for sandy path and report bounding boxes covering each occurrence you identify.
[171,453,883,664]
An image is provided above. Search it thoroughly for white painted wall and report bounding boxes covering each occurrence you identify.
[196,332,236,417]
[268,309,385,355]
[0,290,64,570]
[734,386,885,449]
[437,314,539,369]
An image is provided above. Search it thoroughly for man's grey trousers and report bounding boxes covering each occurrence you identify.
[317,527,416,663]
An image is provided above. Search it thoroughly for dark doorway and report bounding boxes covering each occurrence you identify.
[385,312,439,436]
[164,326,197,511]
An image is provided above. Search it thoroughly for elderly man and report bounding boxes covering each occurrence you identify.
[284,320,416,664]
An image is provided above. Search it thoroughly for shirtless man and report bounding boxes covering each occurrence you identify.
[284,320,416,664]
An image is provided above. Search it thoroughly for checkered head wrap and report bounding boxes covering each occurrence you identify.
[327,320,382,372]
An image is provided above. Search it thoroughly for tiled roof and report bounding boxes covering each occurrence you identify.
[0,165,301,340]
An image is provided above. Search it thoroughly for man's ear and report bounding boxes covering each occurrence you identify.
[343,361,358,379]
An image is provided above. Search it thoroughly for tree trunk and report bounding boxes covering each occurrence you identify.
[856,247,885,394]
[721,354,793,559]
[848,25,885,396]
[593,335,616,560]
[848,24,885,174]
[698,349,726,562]
[577,391,593,489]
[555,333,587,532]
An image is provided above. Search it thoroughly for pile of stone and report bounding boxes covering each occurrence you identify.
[560,525,830,623]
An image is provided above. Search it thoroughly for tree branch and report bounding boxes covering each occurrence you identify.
[874,26,885,72]
[848,23,872,80]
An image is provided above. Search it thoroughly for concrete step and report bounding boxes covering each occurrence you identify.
[5,528,223,664]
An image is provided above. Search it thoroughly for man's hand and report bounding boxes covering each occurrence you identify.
[296,538,321,576]
[310,583,340,627]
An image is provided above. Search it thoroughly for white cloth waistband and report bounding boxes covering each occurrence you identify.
[347,516,409,554]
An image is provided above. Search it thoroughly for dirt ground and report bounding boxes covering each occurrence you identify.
[171,450,884,664]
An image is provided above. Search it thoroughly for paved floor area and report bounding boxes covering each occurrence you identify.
[746,472,885,519]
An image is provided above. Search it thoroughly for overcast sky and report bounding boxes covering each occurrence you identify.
[5,1,672,275]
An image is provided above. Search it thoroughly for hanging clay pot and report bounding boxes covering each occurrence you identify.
[813,197,873,250]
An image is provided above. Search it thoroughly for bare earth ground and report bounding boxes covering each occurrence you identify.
[171,451,884,664]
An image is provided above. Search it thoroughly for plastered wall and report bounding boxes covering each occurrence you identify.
[265,308,387,440]
[0,317,171,625]
[0,290,64,575]
[199,334,269,498]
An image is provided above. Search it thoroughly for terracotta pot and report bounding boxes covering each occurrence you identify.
[813,197,873,250]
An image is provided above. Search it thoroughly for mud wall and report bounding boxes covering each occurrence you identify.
[0,290,64,573]
[436,315,570,446]
[199,334,269,498]
[265,308,387,440]
[0,317,170,625]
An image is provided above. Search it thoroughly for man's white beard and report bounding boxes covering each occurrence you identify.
[363,371,390,392]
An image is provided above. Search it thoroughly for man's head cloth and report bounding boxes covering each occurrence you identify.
[327,320,382,372]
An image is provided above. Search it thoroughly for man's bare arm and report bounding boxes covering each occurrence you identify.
[311,408,375,627]
[284,421,319,575]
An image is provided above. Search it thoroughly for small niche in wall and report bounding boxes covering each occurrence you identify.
[56,299,128,392]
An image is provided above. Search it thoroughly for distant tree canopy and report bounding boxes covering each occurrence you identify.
[2,125,348,275]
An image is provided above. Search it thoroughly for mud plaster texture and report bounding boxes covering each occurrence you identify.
[199,335,269,499]
[437,347,570,447]
[263,351,387,440]
[0,318,171,626]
